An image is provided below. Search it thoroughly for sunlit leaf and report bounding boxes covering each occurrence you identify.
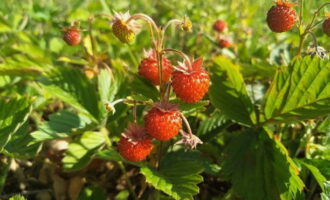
[31,110,93,143]
[209,56,256,126]
[263,56,330,123]
[141,150,204,200]
[0,96,31,150]
[62,131,106,172]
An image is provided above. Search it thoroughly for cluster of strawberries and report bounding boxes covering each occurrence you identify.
[212,20,232,49]
[110,13,210,162]
[117,50,210,161]
[61,12,210,162]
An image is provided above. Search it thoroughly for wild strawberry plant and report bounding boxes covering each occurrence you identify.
[0,0,330,200]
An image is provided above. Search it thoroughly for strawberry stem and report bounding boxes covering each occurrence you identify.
[306,31,318,52]
[127,13,160,41]
[180,113,193,137]
[88,16,97,66]
[161,19,182,46]
[162,48,192,71]
[297,2,330,56]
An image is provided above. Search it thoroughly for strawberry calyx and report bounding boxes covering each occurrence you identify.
[177,57,204,74]
[121,123,151,145]
[275,0,296,7]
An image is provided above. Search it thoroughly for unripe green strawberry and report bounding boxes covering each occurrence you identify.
[172,58,210,103]
[267,0,297,33]
[322,15,330,37]
[145,103,182,141]
[118,124,153,162]
[63,27,81,46]
[138,49,173,85]
[112,12,140,44]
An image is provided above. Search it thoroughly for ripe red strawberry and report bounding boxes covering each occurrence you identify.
[138,50,173,85]
[218,39,231,48]
[145,103,182,141]
[112,12,140,43]
[322,15,330,37]
[172,58,210,103]
[63,27,81,46]
[213,20,227,32]
[266,0,297,33]
[118,124,153,162]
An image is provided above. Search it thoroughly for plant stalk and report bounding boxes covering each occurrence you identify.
[118,161,138,200]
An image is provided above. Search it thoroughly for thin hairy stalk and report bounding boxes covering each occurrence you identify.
[307,2,330,30]
[180,113,193,136]
[307,31,318,52]
[161,19,182,46]
[88,17,97,66]
[127,13,160,44]
[162,48,192,70]
[297,2,330,56]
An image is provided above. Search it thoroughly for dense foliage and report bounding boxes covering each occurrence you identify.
[0,0,330,200]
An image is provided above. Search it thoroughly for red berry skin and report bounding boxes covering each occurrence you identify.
[219,39,231,48]
[63,28,81,46]
[267,2,297,33]
[323,18,330,37]
[139,57,173,85]
[172,59,210,103]
[213,20,227,32]
[118,137,153,162]
[145,107,182,141]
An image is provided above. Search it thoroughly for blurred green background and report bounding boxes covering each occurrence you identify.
[0,0,329,96]
[1,0,329,68]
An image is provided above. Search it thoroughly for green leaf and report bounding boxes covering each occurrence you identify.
[0,97,31,150]
[31,110,93,143]
[321,181,330,200]
[115,190,129,200]
[41,67,101,121]
[209,56,256,126]
[96,149,124,162]
[78,185,107,200]
[4,122,41,158]
[0,67,43,77]
[62,131,105,172]
[98,68,119,103]
[98,68,121,117]
[57,57,88,65]
[130,75,159,101]
[141,150,204,200]
[222,128,304,200]
[171,100,209,116]
[9,194,26,200]
[318,116,330,133]
[197,111,228,139]
[263,56,330,123]
[303,159,330,179]
[299,160,327,191]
